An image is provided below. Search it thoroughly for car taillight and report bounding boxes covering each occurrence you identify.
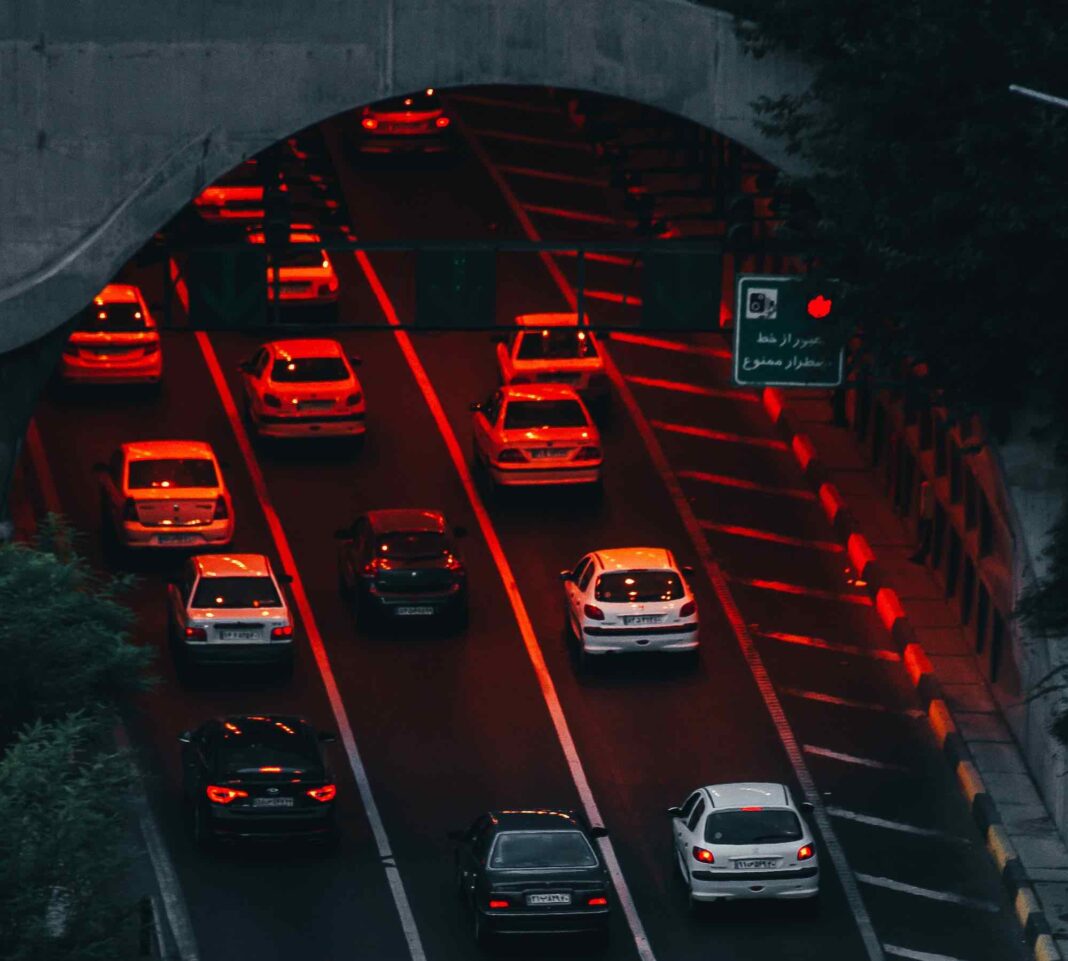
[185,627,207,641]
[270,624,293,639]
[345,392,363,406]
[362,117,379,130]
[583,604,605,620]
[122,498,138,521]
[587,895,608,907]
[306,783,337,803]
[362,559,381,577]
[263,393,282,408]
[206,785,248,804]
[497,449,525,463]
[679,601,697,618]
[797,844,815,861]
[435,116,451,128]
[445,553,463,572]
[575,446,601,460]
[692,846,715,864]
[212,496,229,520]
[487,898,510,910]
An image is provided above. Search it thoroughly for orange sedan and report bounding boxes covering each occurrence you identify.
[61,284,163,385]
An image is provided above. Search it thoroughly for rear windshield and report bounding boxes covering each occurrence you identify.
[127,458,218,490]
[503,400,587,430]
[271,357,348,383]
[192,576,280,609]
[77,303,149,332]
[377,531,447,559]
[490,831,598,869]
[516,329,596,361]
[277,248,328,268]
[372,91,440,113]
[595,570,684,603]
[218,720,320,776]
[703,810,803,845]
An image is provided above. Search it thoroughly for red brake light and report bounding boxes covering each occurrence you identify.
[740,806,763,812]
[797,844,815,861]
[583,604,605,620]
[185,626,207,641]
[497,448,525,464]
[487,899,510,910]
[679,601,697,618]
[345,392,363,406]
[587,896,608,907]
[263,393,282,408]
[306,783,337,803]
[212,496,229,520]
[206,785,248,804]
[435,115,451,128]
[445,553,463,572]
[692,846,715,864]
[575,446,602,460]
[362,559,381,577]
[270,624,293,639]
[122,497,138,521]
[362,117,379,130]
[259,766,282,773]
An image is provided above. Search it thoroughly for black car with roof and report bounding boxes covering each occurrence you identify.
[179,714,338,847]
[449,809,611,945]
[335,509,468,628]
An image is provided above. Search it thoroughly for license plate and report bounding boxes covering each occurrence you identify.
[396,606,435,616]
[529,448,569,459]
[623,615,661,625]
[252,797,294,808]
[526,892,571,906]
[734,859,778,870]
[299,401,334,411]
[219,630,259,641]
[158,533,199,544]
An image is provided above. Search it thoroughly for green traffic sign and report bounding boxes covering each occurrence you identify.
[415,249,496,327]
[187,249,267,329]
[732,274,843,387]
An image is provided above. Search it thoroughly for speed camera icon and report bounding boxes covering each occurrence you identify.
[745,287,779,320]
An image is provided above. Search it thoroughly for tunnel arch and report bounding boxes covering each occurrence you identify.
[0,0,810,354]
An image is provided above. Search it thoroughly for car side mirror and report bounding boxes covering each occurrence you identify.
[446,829,465,841]
[801,800,815,813]
[334,527,353,540]
[589,825,608,839]
[318,731,337,743]
[469,402,483,413]
[92,462,109,473]
[178,731,192,745]
[452,525,468,539]
[349,356,363,368]
[666,806,682,818]
[681,565,695,577]
[559,570,573,582]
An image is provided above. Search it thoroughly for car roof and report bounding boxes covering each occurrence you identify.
[121,440,216,461]
[514,312,586,328]
[489,810,586,832]
[365,509,446,534]
[193,554,272,578]
[267,338,346,360]
[95,284,142,304]
[593,547,675,571]
[701,783,792,809]
[216,714,315,741]
[246,230,323,245]
[499,384,584,403]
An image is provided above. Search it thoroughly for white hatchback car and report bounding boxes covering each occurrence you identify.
[167,553,294,674]
[470,384,602,489]
[669,783,819,908]
[239,339,366,439]
[561,548,698,667]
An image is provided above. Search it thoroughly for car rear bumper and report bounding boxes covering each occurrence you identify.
[180,640,293,666]
[368,589,466,618]
[690,866,819,901]
[478,907,610,935]
[253,411,366,438]
[490,464,601,487]
[61,356,162,383]
[120,520,234,549]
[209,806,335,840]
[582,623,699,653]
[353,133,452,153]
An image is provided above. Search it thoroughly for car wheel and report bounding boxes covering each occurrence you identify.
[192,801,215,851]
[577,644,595,674]
[687,885,702,917]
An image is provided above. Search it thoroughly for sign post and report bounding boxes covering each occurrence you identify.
[732,274,843,387]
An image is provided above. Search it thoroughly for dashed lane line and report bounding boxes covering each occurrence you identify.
[521,202,629,226]
[728,575,873,606]
[757,630,901,661]
[651,419,789,450]
[884,945,973,961]
[803,745,910,773]
[677,469,817,500]
[779,686,926,717]
[855,874,1000,913]
[827,807,972,845]
[625,374,759,402]
[699,519,844,552]
[609,331,731,359]
[585,289,643,305]
[498,164,608,187]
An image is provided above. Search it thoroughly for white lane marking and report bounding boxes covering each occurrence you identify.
[884,944,973,961]
[555,249,638,266]
[779,686,925,718]
[194,332,427,961]
[585,288,643,305]
[677,469,816,500]
[521,202,629,226]
[652,419,789,450]
[827,807,971,845]
[610,331,731,359]
[466,127,592,151]
[346,245,658,961]
[728,575,873,606]
[699,519,844,553]
[625,374,759,402]
[447,92,563,114]
[758,630,901,661]
[456,111,885,961]
[855,874,1000,913]
[803,745,909,773]
[498,164,608,187]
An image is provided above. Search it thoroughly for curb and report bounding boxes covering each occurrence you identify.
[760,386,1061,961]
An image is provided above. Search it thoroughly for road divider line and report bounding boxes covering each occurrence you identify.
[345,246,657,961]
[827,806,971,844]
[651,419,789,450]
[499,164,609,187]
[699,519,844,552]
[555,249,639,266]
[884,946,973,961]
[455,109,886,961]
[609,331,731,359]
[626,374,759,402]
[677,469,816,500]
[855,873,1000,913]
[193,331,427,961]
[585,289,643,305]
[803,745,909,772]
[729,575,873,605]
[780,686,924,717]
[757,630,900,660]
[521,202,630,226]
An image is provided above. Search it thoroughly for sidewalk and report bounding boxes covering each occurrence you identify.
[788,387,1068,959]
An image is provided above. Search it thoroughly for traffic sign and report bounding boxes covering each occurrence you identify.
[733,274,843,387]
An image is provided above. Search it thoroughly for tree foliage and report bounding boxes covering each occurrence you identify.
[734,0,1068,633]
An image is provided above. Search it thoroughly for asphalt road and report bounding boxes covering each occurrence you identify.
[31,87,1028,961]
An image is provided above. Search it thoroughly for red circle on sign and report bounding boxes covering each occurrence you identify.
[807,295,832,319]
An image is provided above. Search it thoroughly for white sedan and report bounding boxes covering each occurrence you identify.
[669,783,819,909]
[470,384,602,489]
[561,547,698,667]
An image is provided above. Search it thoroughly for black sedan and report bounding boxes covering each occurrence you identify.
[335,509,468,629]
[449,810,611,945]
[179,714,338,847]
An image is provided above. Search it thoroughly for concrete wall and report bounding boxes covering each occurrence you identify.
[0,0,810,354]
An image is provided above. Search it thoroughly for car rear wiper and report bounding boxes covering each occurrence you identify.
[749,834,799,843]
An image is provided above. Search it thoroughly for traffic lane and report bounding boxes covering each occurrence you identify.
[203,329,642,959]
[33,332,415,961]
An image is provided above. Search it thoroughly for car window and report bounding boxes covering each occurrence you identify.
[376,531,447,559]
[578,560,596,591]
[127,458,219,490]
[571,555,590,580]
[687,797,706,833]
[270,356,348,383]
[254,349,270,377]
[371,90,441,113]
[679,791,703,820]
[191,576,281,609]
[473,821,495,860]
[76,301,149,332]
[482,391,502,426]
[352,519,370,557]
[217,718,322,777]
[489,830,598,869]
[515,329,596,361]
[181,561,197,603]
[704,809,803,845]
[502,399,587,430]
[595,570,684,603]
